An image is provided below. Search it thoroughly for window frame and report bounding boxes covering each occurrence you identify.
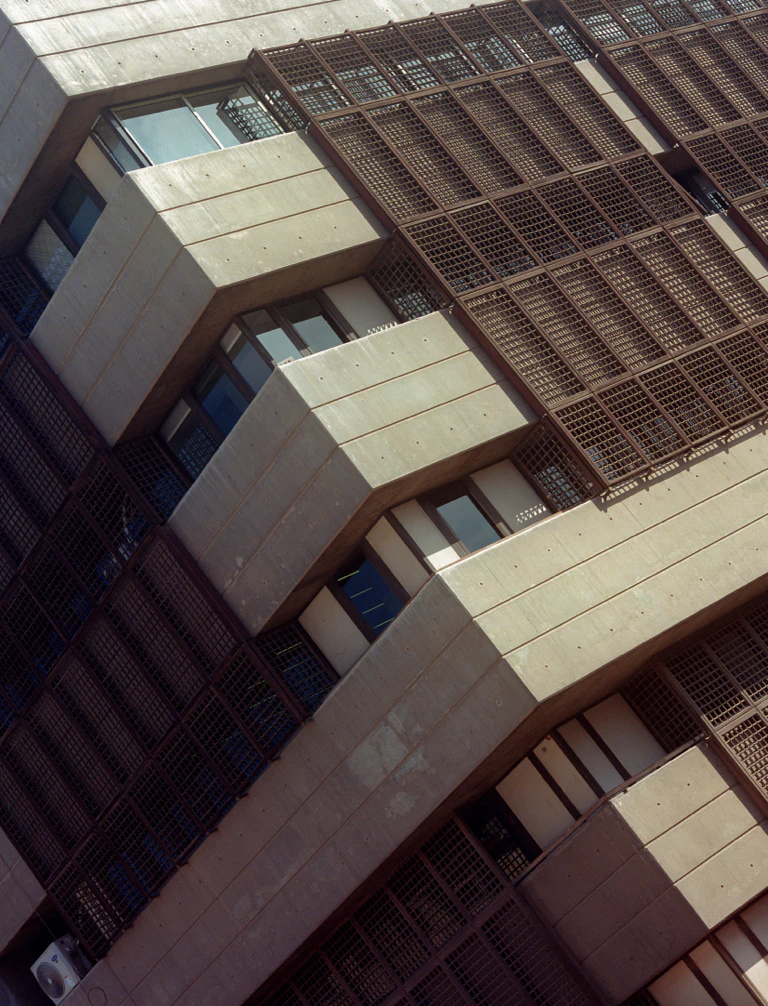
[24,167,106,289]
[92,80,286,173]
[327,543,410,643]
[159,291,357,478]
[419,477,512,558]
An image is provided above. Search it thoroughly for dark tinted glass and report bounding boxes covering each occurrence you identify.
[53,176,102,247]
[165,413,219,479]
[336,555,403,636]
[194,362,249,436]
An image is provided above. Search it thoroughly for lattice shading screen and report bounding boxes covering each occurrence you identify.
[555,0,768,287]
[627,598,768,803]
[260,818,597,1006]
[252,0,768,491]
[0,285,337,958]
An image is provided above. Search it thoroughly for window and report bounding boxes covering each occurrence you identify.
[24,172,104,293]
[160,292,353,479]
[93,82,295,173]
[424,482,508,555]
[330,550,406,641]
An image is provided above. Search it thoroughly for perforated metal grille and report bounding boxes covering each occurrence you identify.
[0,272,336,959]
[255,4,768,491]
[259,818,597,1006]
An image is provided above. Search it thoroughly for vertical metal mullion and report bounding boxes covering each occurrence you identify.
[348,30,408,95]
[617,37,706,139]
[626,226,737,342]
[540,258,630,376]
[210,344,256,406]
[432,11,493,77]
[685,19,767,114]
[481,71,570,175]
[401,94,483,204]
[501,270,622,395]
[182,391,227,445]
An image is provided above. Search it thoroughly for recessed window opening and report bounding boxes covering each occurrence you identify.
[160,292,354,479]
[427,482,508,555]
[92,82,294,173]
[24,171,105,293]
[330,550,407,641]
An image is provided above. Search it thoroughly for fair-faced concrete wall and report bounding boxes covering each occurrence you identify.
[0,0,530,251]
[31,131,387,444]
[59,426,768,1006]
[521,744,768,1003]
[0,826,46,954]
[168,309,536,634]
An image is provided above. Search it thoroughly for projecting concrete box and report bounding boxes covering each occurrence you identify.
[522,744,768,1003]
[31,132,387,444]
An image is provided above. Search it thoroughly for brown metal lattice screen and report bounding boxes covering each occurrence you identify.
[252,0,768,491]
[0,287,338,958]
[258,817,598,1006]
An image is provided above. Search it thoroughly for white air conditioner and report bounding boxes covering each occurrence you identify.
[31,937,88,1003]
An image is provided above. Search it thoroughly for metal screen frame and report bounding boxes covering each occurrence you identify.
[251,0,768,493]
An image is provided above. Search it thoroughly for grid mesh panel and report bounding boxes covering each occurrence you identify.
[251,623,336,713]
[0,258,47,335]
[112,437,188,521]
[0,272,332,959]
[134,538,236,674]
[0,350,93,483]
[366,239,449,321]
[511,422,596,510]
[321,112,437,223]
[623,667,704,751]
[257,6,768,490]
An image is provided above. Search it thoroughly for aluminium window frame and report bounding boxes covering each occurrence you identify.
[92,79,272,173]
[418,476,512,558]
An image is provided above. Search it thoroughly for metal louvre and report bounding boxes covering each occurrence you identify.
[261,818,597,1006]
[0,268,338,959]
[254,1,768,490]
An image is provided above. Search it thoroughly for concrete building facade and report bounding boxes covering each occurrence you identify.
[1,0,768,1004]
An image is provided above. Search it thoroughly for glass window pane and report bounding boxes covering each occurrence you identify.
[224,329,273,395]
[117,98,218,165]
[24,220,74,293]
[189,86,281,147]
[53,176,102,247]
[281,298,344,353]
[435,493,501,553]
[336,555,403,637]
[241,309,299,364]
[194,362,249,436]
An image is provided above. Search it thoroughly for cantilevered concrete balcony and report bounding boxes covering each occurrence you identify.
[62,425,768,1006]
[30,132,388,445]
[168,308,537,636]
[0,0,498,250]
[521,743,768,1003]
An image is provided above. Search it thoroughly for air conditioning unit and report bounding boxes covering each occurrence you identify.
[30,937,90,1003]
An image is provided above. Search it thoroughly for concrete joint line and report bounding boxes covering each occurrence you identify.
[31,0,337,57]
[480,441,767,621]
[501,503,768,658]
[81,245,191,406]
[54,207,159,371]
[141,644,499,1006]
[155,166,330,215]
[184,195,355,247]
